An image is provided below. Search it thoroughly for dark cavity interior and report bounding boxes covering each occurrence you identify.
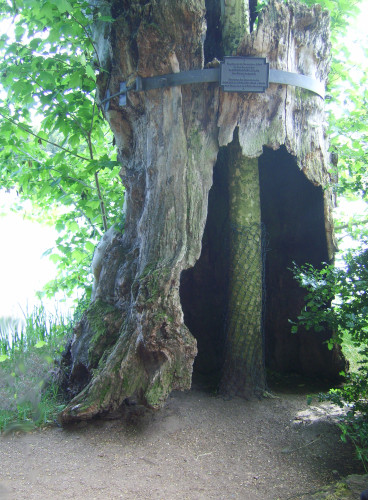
[180,144,339,392]
[180,148,230,390]
[204,0,223,63]
[259,146,334,378]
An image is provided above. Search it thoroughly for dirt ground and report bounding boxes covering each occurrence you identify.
[0,385,366,500]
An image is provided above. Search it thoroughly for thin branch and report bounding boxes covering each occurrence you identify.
[336,218,368,232]
[94,171,108,232]
[25,71,91,138]
[50,56,73,67]
[89,100,96,134]
[50,167,94,190]
[14,145,102,235]
[69,13,101,69]
[0,110,90,162]
[7,144,101,234]
[336,218,368,242]
[14,146,42,164]
[15,146,95,190]
[49,174,102,236]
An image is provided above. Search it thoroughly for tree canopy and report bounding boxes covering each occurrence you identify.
[0,0,123,298]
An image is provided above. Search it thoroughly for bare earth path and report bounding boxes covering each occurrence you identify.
[0,388,364,500]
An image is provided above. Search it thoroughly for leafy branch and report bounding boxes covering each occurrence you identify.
[0,110,90,162]
[49,173,101,236]
[69,12,101,69]
[336,218,368,233]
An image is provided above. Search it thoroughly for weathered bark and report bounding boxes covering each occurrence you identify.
[60,0,344,423]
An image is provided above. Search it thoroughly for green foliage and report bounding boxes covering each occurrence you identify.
[0,0,124,298]
[0,296,89,432]
[0,303,70,357]
[0,302,79,433]
[299,0,360,42]
[291,247,368,344]
[287,0,368,467]
[324,3,368,244]
[292,249,368,468]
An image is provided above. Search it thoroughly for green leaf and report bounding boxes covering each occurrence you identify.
[68,71,84,88]
[15,25,26,41]
[71,249,86,263]
[327,339,334,351]
[69,221,80,232]
[85,241,96,253]
[98,15,114,22]
[85,64,96,81]
[49,254,63,264]
[34,340,47,348]
[55,221,65,232]
[52,0,72,14]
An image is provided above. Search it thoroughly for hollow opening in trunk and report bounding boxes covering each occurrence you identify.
[180,147,230,391]
[259,146,334,379]
[180,144,339,395]
[204,0,223,63]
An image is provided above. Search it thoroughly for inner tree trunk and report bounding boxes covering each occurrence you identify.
[220,132,265,397]
[59,0,344,423]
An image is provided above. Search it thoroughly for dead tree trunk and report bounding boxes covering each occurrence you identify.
[60,0,344,423]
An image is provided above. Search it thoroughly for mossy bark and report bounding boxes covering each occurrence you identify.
[221,0,249,54]
[59,0,341,423]
[220,133,265,397]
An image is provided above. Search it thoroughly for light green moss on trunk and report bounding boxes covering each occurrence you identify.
[221,0,249,55]
[87,300,122,369]
[221,135,266,397]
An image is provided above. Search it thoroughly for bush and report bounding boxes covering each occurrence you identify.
[292,246,368,468]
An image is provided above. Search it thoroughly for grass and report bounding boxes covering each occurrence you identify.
[0,303,75,434]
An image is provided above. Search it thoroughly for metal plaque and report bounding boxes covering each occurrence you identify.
[220,57,269,93]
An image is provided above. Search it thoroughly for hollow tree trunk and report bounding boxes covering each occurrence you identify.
[60,0,342,423]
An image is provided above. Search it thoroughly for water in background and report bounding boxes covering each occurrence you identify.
[0,191,77,345]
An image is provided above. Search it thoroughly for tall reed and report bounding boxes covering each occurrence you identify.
[0,301,75,432]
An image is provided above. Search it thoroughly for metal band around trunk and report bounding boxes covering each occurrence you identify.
[135,67,325,97]
[101,59,325,110]
[135,67,221,92]
[269,69,325,99]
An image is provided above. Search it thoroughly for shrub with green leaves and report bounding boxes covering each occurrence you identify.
[292,247,368,345]
[292,247,368,468]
